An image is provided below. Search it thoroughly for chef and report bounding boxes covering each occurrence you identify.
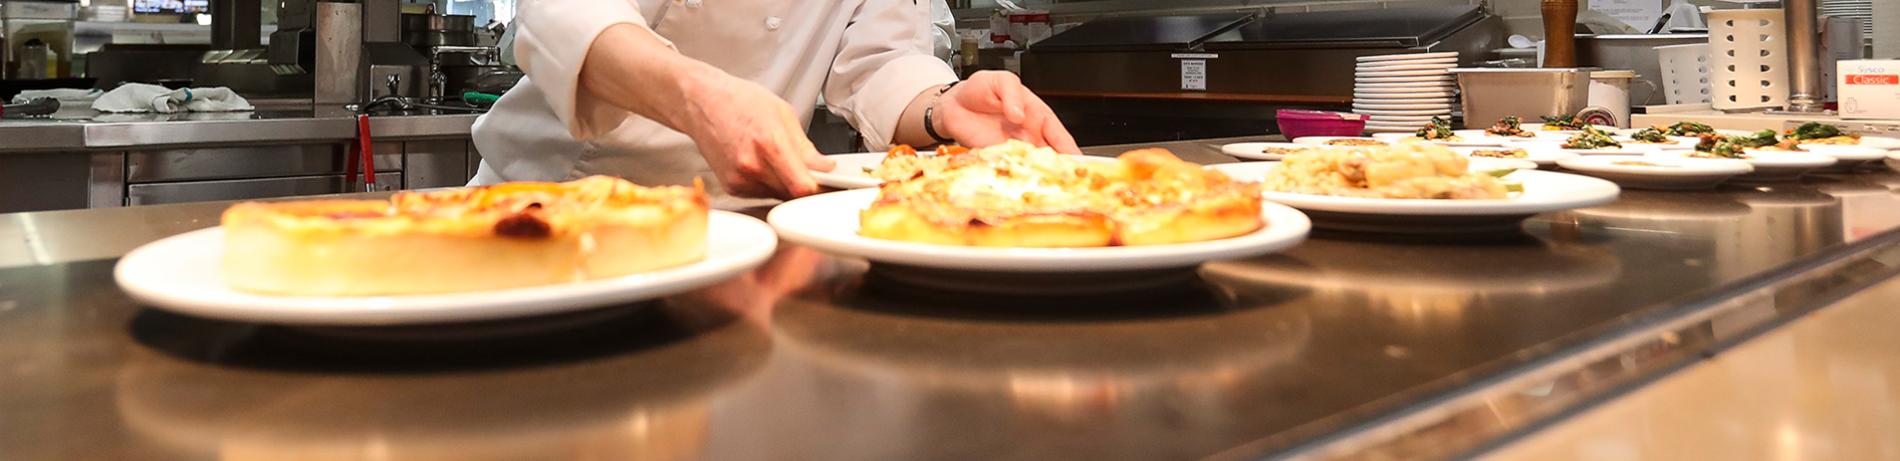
[470,0,1079,199]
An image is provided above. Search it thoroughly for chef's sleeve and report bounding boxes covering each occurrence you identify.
[824,0,961,150]
[513,0,673,140]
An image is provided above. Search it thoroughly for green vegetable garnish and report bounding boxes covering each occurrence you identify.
[1540,114,1586,130]
[1505,183,1525,193]
[1483,169,1515,178]
[1697,130,1778,158]
[1663,121,1714,136]
[1630,127,1670,143]
[1562,126,1622,150]
[1414,116,1456,140]
[1788,122,1843,140]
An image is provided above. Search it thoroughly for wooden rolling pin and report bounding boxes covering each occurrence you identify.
[1541,0,1579,67]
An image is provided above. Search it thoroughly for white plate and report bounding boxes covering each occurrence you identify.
[1508,140,1654,156]
[1220,142,1334,161]
[1355,63,1457,72]
[1357,75,1458,83]
[1887,150,1900,173]
[1292,136,1387,146]
[1353,102,1455,110]
[1354,81,1457,89]
[1370,132,1507,147]
[1356,57,1458,67]
[1357,69,1455,77]
[113,211,779,326]
[1355,108,1454,116]
[1356,51,1458,62]
[811,152,1114,189]
[1452,129,1541,143]
[1211,164,1618,233]
[766,188,1312,272]
[1353,89,1457,97]
[1556,156,1753,190]
[1613,136,1701,150]
[1799,143,1891,163]
[1733,150,1839,181]
[1451,145,1577,168]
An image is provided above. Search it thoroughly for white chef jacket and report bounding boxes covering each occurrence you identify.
[469,0,959,192]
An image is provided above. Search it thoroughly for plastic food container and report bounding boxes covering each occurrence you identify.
[1276,110,1366,139]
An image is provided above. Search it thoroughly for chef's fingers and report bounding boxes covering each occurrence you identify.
[764,120,820,198]
[1029,98,1081,154]
[996,78,1028,124]
[799,136,835,172]
[731,146,788,198]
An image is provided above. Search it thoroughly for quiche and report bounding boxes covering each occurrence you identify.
[221,176,708,296]
[859,141,1263,247]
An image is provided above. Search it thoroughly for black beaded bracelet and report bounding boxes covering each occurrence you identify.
[923,81,959,145]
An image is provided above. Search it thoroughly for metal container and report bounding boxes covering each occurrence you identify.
[1451,68,1592,127]
[401,13,477,50]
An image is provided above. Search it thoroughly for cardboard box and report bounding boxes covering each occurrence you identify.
[1839,60,1900,120]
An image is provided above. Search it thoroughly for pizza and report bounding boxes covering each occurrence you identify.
[1263,141,1512,199]
[221,176,708,296]
[859,141,1263,247]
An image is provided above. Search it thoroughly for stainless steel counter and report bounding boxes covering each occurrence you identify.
[0,107,480,154]
[5,137,1900,460]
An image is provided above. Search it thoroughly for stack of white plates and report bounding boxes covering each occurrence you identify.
[1819,0,1873,38]
[1353,52,1458,134]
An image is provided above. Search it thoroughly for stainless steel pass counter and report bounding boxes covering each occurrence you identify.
[4,137,1900,460]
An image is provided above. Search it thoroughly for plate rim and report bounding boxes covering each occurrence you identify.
[1556,155,1755,177]
[112,210,779,326]
[765,188,1312,272]
[1212,165,1619,215]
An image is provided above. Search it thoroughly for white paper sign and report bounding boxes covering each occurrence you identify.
[1591,0,1663,30]
[1181,60,1207,91]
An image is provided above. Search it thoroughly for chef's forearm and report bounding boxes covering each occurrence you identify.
[892,84,950,148]
[578,24,726,138]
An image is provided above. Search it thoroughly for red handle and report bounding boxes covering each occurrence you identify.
[357,114,376,189]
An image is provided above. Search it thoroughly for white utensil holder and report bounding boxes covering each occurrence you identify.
[1655,43,1712,104]
[1708,9,1790,110]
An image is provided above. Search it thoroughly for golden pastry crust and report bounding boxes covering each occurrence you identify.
[220,176,708,296]
[860,141,1263,247]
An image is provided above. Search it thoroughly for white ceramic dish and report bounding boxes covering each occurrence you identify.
[1354,63,1457,71]
[1352,91,1451,100]
[811,152,1115,189]
[1220,142,1329,161]
[1210,163,1619,233]
[1798,144,1890,168]
[113,211,779,326]
[1555,156,1753,190]
[1352,101,1455,110]
[1451,129,1541,144]
[766,188,1312,272]
[1731,150,1839,181]
[1451,145,1578,168]
[1370,132,1507,147]
[1356,69,1455,77]
[1614,136,1701,150]
[1292,136,1387,146]
[1356,75,1458,84]
[1508,140,1654,156]
[1356,51,1458,62]
[1353,81,1457,89]
[1887,150,1900,173]
[1355,109,1455,117]
[1355,56,1458,66]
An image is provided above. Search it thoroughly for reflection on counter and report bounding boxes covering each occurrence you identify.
[110,301,772,461]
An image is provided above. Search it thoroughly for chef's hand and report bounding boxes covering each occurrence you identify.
[930,71,1081,154]
[574,24,833,200]
[678,72,836,199]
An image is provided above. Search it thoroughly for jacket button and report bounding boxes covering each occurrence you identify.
[684,0,701,8]
[765,16,781,30]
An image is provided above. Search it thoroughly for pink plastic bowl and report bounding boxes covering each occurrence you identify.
[1276,109,1366,140]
